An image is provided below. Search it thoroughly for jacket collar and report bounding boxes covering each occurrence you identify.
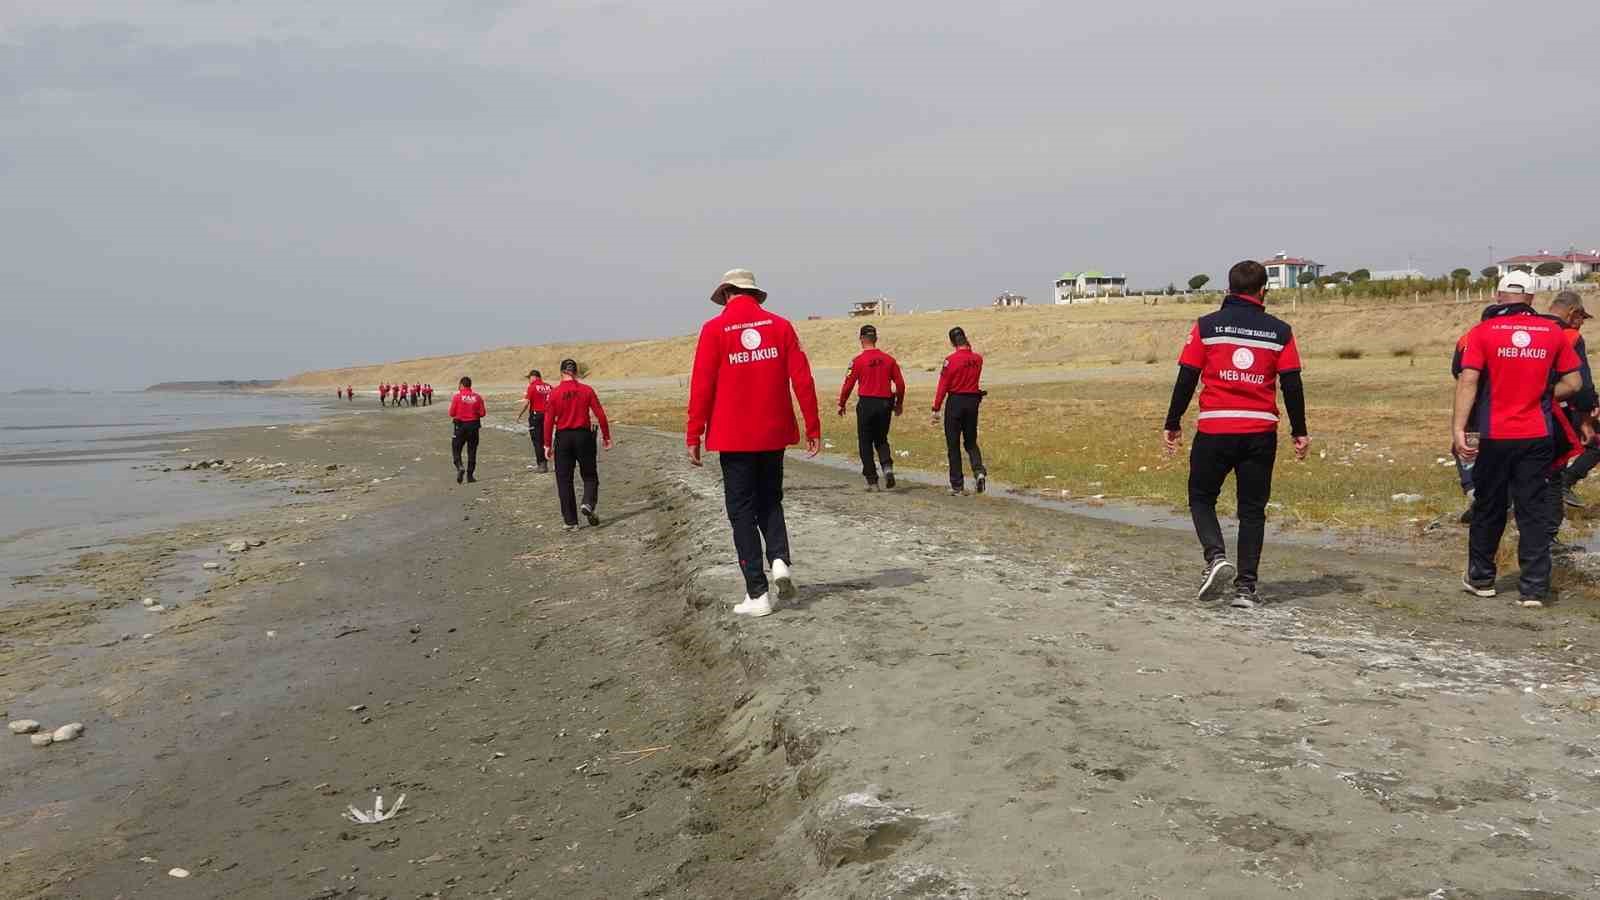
[723,294,763,315]
[1223,293,1265,309]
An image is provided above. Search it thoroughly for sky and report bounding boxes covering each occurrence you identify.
[2,0,1596,389]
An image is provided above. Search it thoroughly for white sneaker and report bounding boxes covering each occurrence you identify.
[771,559,796,602]
[732,593,774,617]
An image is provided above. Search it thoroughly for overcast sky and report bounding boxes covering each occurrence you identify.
[2,1,1595,389]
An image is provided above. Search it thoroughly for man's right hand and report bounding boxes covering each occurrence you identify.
[1453,430,1478,462]
[836,407,846,418]
[688,443,703,467]
[1162,429,1183,457]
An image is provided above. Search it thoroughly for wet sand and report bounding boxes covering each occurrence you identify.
[3,403,1599,898]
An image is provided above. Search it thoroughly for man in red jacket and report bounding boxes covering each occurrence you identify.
[379,383,389,407]
[687,269,821,617]
[931,327,987,495]
[543,359,612,530]
[447,376,487,484]
[516,368,554,474]
[838,324,906,491]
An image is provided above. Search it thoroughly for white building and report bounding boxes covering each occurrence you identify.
[1368,268,1426,282]
[1263,253,1324,289]
[1494,251,1600,291]
[1054,271,1128,304]
[993,291,1027,308]
[850,296,895,317]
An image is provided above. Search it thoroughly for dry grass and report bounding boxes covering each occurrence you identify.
[281,298,1502,391]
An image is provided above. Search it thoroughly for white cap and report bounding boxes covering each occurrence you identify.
[1497,269,1537,295]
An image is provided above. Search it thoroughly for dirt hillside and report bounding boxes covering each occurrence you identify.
[279,298,1498,391]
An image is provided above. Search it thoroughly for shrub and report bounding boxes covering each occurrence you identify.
[1391,347,1415,357]
[1187,274,1210,291]
[1336,348,1363,360]
[1535,261,1564,277]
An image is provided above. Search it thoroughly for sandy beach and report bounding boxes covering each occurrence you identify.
[4,399,1600,899]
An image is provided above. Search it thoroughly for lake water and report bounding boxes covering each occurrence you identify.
[0,390,331,597]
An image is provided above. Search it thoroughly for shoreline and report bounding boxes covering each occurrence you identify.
[4,401,1599,897]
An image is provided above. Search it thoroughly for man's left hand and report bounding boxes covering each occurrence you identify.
[1293,435,1312,461]
[805,438,820,458]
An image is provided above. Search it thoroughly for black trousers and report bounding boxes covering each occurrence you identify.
[1189,431,1277,591]
[1470,437,1553,597]
[1566,444,1600,486]
[720,450,791,598]
[451,421,481,476]
[943,393,986,489]
[527,413,547,466]
[554,428,599,526]
[856,397,895,483]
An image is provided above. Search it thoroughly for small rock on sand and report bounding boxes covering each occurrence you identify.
[141,598,159,608]
[226,541,249,553]
[202,562,221,571]
[31,734,54,747]
[52,723,85,743]
[168,868,191,879]
[8,719,40,735]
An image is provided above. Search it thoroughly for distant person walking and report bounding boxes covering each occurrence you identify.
[448,376,487,484]
[931,327,987,495]
[1540,290,1596,555]
[687,269,821,618]
[424,384,433,406]
[542,359,612,530]
[516,369,554,474]
[1550,291,1600,512]
[347,384,354,403]
[1453,271,1582,608]
[838,324,906,490]
[1163,260,1310,610]
[380,382,389,407]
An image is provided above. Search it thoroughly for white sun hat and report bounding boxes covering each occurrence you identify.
[1497,269,1537,295]
[712,269,767,305]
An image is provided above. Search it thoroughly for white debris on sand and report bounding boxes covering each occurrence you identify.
[52,723,85,743]
[8,720,41,735]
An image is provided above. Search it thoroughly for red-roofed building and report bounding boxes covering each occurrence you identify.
[1262,252,1324,290]
[1495,250,1600,290]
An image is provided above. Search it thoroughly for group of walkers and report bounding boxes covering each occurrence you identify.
[378,382,433,407]
[420,261,1587,621]
[336,385,355,402]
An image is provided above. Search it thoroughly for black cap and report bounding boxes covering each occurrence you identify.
[948,327,968,346]
[560,359,579,375]
[528,369,542,379]
[859,324,877,341]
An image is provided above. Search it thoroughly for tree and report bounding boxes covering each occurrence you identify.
[1187,274,1210,291]
[1297,272,1317,287]
[1451,268,1472,282]
[1165,283,1177,296]
[1511,264,1532,274]
[1535,261,1564,277]
[1329,271,1350,283]
[1349,268,1372,283]
[1480,266,1499,280]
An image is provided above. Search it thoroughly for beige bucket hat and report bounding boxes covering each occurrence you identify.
[712,269,767,305]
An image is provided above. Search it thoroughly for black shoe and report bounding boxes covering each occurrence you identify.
[975,473,987,494]
[456,466,465,485]
[563,523,579,533]
[1552,539,1585,556]
[884,470,896,489]
[1229,588,1258,610]
[1563,488,1585,509]
[466,474,477,484]
[1197,558,1236,602]
[949,486,965,496]
[1461,575,1496,598]
[538,463,550,474]
[865,481,879,492]
[581,504,600,527]
[1517,595,1546,609]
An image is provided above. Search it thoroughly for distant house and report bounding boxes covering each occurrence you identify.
[1054,271,1129,304]
[1494,251,1600,291]
[1368,268,1426,282]
[850,296,895,317]
[993,291,1027,308]
[1262,253,1324,289]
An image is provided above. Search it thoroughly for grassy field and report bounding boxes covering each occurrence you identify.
[606,354,1600,539]
[282,294,1504,391]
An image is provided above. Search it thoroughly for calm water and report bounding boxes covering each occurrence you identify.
[0,391,330,596]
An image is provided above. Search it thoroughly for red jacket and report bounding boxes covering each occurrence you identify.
[524,378,553,414]
[686,294,821,452]
[448,389,486,422]
[839,348,906,412]
[932,347,984,412]
[543,379,611,447]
